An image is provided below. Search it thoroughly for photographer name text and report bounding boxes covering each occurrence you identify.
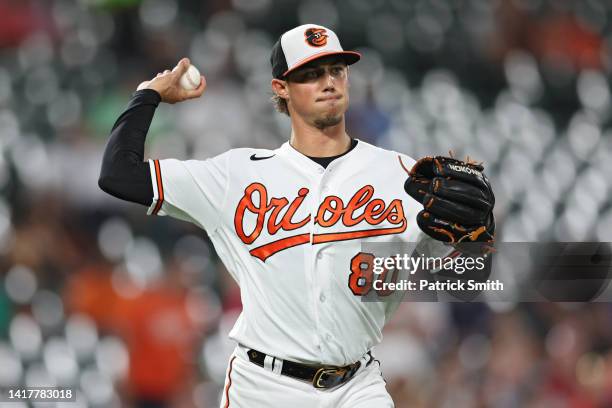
[373,279,504,291]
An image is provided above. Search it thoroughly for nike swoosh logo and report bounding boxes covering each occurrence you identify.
[250,154,275,161]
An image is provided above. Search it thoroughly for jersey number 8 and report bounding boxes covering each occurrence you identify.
[348,252,398,297]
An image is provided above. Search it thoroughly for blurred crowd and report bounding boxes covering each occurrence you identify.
[0,0,611,406]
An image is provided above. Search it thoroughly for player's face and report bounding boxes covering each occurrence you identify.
[285,57,349,129]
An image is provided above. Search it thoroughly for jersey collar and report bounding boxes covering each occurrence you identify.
[276,139,363,174]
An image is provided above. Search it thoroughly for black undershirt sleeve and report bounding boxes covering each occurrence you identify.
[98,89,161,206]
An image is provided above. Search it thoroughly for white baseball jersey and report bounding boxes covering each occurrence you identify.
[147,140,422,366]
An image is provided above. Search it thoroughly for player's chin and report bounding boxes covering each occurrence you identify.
[313,113,342,129]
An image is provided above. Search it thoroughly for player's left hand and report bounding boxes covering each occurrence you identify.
[404,155,495,247]
[137,58,206,104]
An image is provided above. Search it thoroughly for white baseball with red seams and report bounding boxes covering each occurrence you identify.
[179,64,201,90]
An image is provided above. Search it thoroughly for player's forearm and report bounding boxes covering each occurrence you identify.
[98,89,161,206]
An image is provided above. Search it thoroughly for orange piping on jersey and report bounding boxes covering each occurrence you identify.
[398,155,411,176]
[152,160,164,215]
[250,233,311,261]
[224,356,236,408]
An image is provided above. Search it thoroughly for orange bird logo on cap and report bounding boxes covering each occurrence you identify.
[304,28,328,47]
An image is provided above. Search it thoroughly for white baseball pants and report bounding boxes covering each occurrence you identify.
[219,344,394,408]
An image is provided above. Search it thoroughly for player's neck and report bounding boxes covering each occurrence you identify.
[289,116,351,157]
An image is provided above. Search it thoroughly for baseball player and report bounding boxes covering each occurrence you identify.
[99,24,495,408]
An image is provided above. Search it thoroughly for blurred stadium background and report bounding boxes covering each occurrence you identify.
[0,0,611,406]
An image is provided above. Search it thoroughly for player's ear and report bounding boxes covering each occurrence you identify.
[271,78,289,100]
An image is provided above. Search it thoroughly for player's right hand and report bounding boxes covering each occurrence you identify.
[137,58,206,104]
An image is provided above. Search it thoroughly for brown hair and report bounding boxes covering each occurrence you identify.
[271,93,289,116]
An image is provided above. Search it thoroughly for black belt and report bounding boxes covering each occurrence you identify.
[247,348,372,389]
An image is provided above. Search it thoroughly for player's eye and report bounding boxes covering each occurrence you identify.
[305,70,319,79]
[331,67,343,75]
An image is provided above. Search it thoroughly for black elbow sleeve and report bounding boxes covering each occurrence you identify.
[99,89,160,206]
[98,162,153,206]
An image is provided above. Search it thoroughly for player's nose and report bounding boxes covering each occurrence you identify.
[322,72,336,91]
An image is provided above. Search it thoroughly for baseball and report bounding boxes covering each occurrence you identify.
[180,64,201,90]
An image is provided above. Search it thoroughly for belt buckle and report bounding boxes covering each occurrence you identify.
[313,367,344,389]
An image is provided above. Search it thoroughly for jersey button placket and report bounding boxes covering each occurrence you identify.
[311,168,325,354]
[318,169,336,352]
[316,168,333,358]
